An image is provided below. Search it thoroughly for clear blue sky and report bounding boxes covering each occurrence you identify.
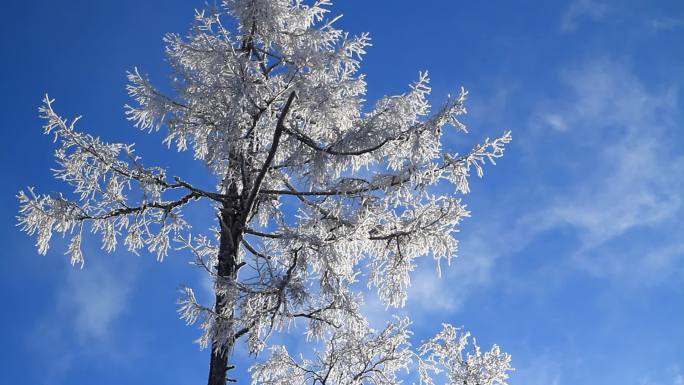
[1,1,682,384]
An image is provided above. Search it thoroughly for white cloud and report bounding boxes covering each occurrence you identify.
[528,58,684,283]
[577,238,684,286]
[639,368,684,385]
[560,0,608,32]
[32,259,137,344]
[542,113,569,132]
[60,259,136,342]
[359,224,509,329]
[406,248,494,313]
[675,374,684,385]
[512,354,563,385]
[29,254,139,383]
[399,199,535,322]
[650,17,684,32]
[398,57,683,316]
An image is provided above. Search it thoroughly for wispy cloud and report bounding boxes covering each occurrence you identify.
[560,0,608,32]
[650,17,684,32]
[29,254,139,383]
[358,226,508,330]
[676,374,684,385]
[403,56,683,322]
[513,354,563,385]
[406,241,496,313]
[528,58,683,284]
[62,262,136,341]
[639,367,684,385]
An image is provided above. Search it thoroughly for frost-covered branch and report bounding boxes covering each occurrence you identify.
[251,319,513,385]
[251,318,413,385]
[17,97,220,264]
[21,1,514,384]
[418,324,513,385]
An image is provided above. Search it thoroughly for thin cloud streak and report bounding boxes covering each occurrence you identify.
[560,0,608,32]
[527,58,683,283]
[403,57,683,324]
[28,253,139,383]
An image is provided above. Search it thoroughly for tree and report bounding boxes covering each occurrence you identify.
[17,1,513,384]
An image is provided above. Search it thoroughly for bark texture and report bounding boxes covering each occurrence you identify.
[207,91,296,385]
[208,186,242,385]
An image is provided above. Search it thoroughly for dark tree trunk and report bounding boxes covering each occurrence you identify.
[206,91,295,384]
[208,184,243,385]
[208,347,230,385]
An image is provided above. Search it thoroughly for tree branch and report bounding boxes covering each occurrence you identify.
[77,192,199,221]
[242,91,297,217]
[244,227,288,239]
[283,125,392,156]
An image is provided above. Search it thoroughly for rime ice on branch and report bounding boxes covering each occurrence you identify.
[18,1,513,384]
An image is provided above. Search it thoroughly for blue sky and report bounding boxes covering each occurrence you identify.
[1,1,682,384]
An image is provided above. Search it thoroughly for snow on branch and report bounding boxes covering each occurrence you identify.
[252,320,512,385]
[418,324,513,385]
[17,96,219,264]
[251,318,413,385]
[21,1,514,382]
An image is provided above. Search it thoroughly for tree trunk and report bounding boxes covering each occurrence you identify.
[208,185,243,385]
[206,92,293,384]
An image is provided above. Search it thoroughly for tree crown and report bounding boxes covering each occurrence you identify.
[18,1,513,383]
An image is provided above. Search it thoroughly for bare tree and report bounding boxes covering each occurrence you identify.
[18,1,513,384]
